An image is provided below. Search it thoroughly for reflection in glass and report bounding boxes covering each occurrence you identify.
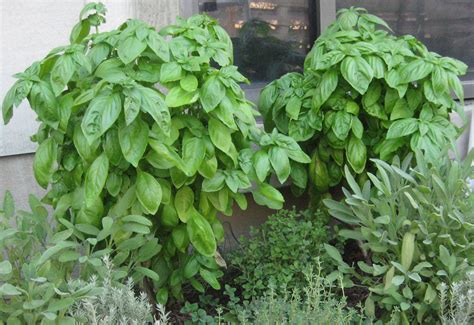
[336,0,474,80]
[199,0,316,82]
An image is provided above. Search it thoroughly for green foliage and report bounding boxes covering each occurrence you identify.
[1,3,309,304]
[259,7,467,197]
[324,150,474,323]
[0,191,102,323]
[229,209,332,299]
[70,256,170,325]
[237,266,365,325]
[438,271,474,325]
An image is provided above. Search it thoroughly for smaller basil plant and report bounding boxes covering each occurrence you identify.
[259,7,467,198]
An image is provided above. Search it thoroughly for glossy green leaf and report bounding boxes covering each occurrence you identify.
[136,170,162,215]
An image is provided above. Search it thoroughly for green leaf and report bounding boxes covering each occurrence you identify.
[182,136,206,176]
[199,268,221,290]
[447,72,464,104]
[351,116,363,139]
[160,62,183,83]
[202,171,226,192]
[81,92,122,144]
[341,56,373,95]
[253,150,271,182]
[200,76,225,112]
[175,186,194,222]
[312,68,338,111]
[269,147,291,183]
[252,183,284,210]
[399,59,433,84]
[0,283,22,296]
[431,65,448,97]
[333,111,352,140]
[209,118,232,153]
[85,153,109,207]
[386,118,419,139]
[139,87,171,136]
[286,96,301,120]
[338,10,358,30]
[117,36,147,64]
[38,241,77,266]
[3,190,15,219]
[0,261,12,275]
[147,31,170,62]
[180,74,199,92]
[391,275,405,286]
[401,232,415,271]
[33,138,57,188]
[390,98,413,120]
[95,58,127,83]
[123,89,141,125]
[70,19,91,44]
[50,55,75,95]
[136,170,162,215]
[324,243,344,264]
[47,298,75,312]
[165,86,198,107]
[187,210,217,257]
[118,117,149,167]
[136,266,160,281]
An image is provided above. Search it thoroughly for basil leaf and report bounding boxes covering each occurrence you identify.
[253,150,271,182]
[182,136,206,176]
[252,183,284,210]
[387,118,419,139]
[269,147,291,184]
[175,186,194,222]
[33,138,57,188]
[200,76,225,112]
[81,92,122,144]
[160,62,183,83]
[147,31,170,62]
[85,153,109,207]
[136,170,162,215]
[119,117,149,167]
[117,36,147,64]
[341,56,373,95]
[187,210,217,257]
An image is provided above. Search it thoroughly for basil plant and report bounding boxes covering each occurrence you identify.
[324,151,474,324]
[259,7,467,199]
[1,3,309,304]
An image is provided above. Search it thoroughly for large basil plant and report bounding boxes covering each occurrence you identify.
[324,151,474,324]
[1,3,309,304]
[259,7,467,199]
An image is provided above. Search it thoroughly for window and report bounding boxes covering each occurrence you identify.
[198,1,318,84]
[334,0,474,98]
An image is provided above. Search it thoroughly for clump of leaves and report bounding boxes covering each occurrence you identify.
[259,7,467,199]
[228,209,333,300]
[324,150,474,323]
[438,271,474,325]
[237,265,364,325]
[70,256,170,325]
[0,191,102,324]
[1,2,309,305]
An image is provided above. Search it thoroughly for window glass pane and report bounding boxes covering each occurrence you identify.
[336,0,474,81]
[199,1,316,83]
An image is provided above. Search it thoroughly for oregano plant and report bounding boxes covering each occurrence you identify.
[259,7,467,201]
[1,3,309,305]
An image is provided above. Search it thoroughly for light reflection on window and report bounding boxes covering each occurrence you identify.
[199,0,316,82]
